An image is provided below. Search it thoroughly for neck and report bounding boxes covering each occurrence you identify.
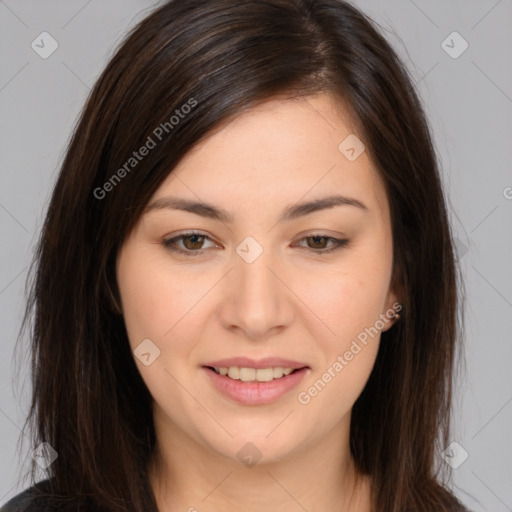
[148,406,372,512]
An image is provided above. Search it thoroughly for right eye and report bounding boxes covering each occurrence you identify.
[162,232,218,256]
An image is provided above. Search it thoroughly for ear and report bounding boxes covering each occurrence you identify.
[381,288,402,333]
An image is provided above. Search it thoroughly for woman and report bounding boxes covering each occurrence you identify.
[3,0,469,510]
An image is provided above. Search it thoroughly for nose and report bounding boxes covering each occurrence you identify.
[218,244,294,340]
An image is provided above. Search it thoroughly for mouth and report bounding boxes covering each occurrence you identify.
[201,359,310,405]
[204,365,305,382]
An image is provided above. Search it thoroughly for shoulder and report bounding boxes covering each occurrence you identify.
[1,480,60,512]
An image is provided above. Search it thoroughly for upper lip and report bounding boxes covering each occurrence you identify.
[203,357,309,370]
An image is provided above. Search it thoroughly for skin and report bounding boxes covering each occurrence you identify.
[116,92,400,512]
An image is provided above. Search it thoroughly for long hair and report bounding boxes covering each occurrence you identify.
[16,0,466,510]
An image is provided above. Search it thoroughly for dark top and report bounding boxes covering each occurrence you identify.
[2,479,473,511]
[1,480,73,512]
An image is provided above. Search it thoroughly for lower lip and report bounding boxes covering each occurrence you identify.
[202,367,309,405]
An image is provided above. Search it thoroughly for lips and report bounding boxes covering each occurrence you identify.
[202,357,308,370]
[201,356,310,405]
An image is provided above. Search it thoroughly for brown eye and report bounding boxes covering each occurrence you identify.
[296,235,349,254]
[182,234,206,250]
[163,232,349,257]
[306,236,329,249]
[162,232,217,255]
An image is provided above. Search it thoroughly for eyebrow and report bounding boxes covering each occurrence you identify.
[144,194,368,223]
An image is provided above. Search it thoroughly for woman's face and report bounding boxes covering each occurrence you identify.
[116,92,398,466]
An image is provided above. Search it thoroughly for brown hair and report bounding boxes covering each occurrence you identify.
[15,0,467,510]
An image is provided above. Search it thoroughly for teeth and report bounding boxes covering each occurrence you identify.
[273,367,284,379]
[212,366,298,382]
[239,367,256,381]
[227,367,239,379]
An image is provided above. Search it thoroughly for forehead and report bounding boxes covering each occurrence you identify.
[150,93,388,222]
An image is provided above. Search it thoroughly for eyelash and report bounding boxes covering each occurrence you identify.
[162,231,349,257]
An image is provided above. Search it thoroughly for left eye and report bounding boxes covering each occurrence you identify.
[294,235,349,253]
[162,232,349,256]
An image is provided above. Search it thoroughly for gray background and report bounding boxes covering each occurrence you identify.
[1,1,511,510]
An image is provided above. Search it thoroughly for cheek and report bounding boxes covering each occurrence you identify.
[117,246,193,348]
[117,267,163,347]
[117,247,199,405]
[297,270,385,417]
[300,244,391,411]
[296,258,391,343]
[299,345,379,425]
